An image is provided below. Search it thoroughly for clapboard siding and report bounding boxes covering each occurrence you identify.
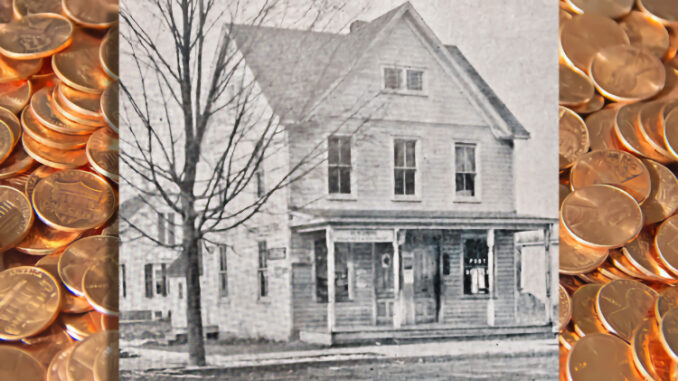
[493,231,516,325]
[336,243,375,328]
[292,264,326,331]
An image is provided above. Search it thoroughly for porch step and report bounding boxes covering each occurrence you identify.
[301,324,555,346]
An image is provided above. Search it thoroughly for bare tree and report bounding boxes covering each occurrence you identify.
[119,0,379,366]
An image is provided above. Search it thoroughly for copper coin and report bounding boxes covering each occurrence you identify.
[578,270,614,284]
[560,225,609,275]
[620,11,670,58]
[609,248,651,279]
[101,211,117,236]
[616,102,672,162]
[0,0,11,23]
[51,87,106,127]
[665,108,678,159]
[596,279,657,341]
[0,55,42,83]
[559,64,594,107]
[22,133,88,169]
[559,13,630,73]
[0,266,61,340]
[661,307,678,361]
[33,170,116,232]
[567,333,643,381]
[559,183,571,207]
[0,106,21,148]
[560,329,580,350]
[559,106,589,170]
[639,101,674,157]
[560,8,573,31]
[46,346,74,381]
[52,30,112,94]
[15,219,80,255]
[637,0,678,26]
[657,286,678,319]
[99,81,117,132]
[657,65,678,101]
[86,128,118,182]
[0,80,31,114]
[570,95,604,115]
[0,14,73,59]
[66,330,116,381]
[62,311,103,339]
[99,24,118,79]
[13,0,62,18]
[83,257,118,315]
[62,0,118,29]
[571,283,608,337]
[585,108,623,151]
[57,82,102,119]
[1,249,39,269]
[598,260,635,280]
[21,106,90,150]
[100,314,117,331]
[24,165,58,202]
[632,318,672,381]
[0,185,33,251]
[0,346,45,380]
[93,339,117,381]
[0,146,35,180]
[623,229,675,280]
[0,169,32,191]
[641,159,678,224]
[560,284,572,331]
[58,235,118,295]
[590,45,665,102]
[656,215,678,276]
[30,86,97,136]
[564,0,633,18]
[20,323,73,367]
[0,119,14,165]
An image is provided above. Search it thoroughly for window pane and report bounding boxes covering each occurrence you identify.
[144,264,153,298]
[455,144,476,172]
[463,238,488,295]
[258,241,267,268]
[157,213,165,243]
[407,70,423,90]
[339,137,351,165]
[339,168,351,194]
[394,169,404,195]
[394,140,404,167]
[328,137,339,164]
[405,141,416,167]
[335,243,350,302]
[405,169,415,195]
[328,167,339,193]
[384,67,401,89]
[456,173,475,196]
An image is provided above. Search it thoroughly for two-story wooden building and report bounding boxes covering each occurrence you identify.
[164,2,556,344]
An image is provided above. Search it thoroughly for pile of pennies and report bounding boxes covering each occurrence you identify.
[0,0,119,380]
[559,0,678,380]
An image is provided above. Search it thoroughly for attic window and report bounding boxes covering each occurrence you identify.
[383,67,424,92]
[407,70,423,90]
[383,67,401,89]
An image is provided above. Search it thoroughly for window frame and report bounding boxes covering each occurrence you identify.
[218,245,228,298]
[120,264,127,298]
[326,134,356,199]
[257,241,269,300]
[452,140,482,203]
[460,232,490,298]
[391,137,421,200]
[380,65,427,95]
[144,264,153,299]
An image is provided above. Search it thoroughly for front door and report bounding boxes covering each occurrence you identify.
[412,245,439,324]
[374,243,395,325]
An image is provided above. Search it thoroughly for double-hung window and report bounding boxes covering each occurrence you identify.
[463,237,489,295]
[219,245,228,297]
[383,67,424,92]
[257,241,268,298]
[455,143,477,197]
[394,139,416,196]
[328,136,351,194]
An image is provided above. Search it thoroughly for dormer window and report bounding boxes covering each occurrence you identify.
[383,66,424,92]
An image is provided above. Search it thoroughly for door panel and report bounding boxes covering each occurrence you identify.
[374,243,394,325]
[413,245,439,324]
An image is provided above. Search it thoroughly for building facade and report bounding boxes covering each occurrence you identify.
[136,2,557,344]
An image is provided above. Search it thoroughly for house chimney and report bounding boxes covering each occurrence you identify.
[350,20,367,33]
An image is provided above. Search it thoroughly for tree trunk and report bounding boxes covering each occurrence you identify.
[183,224,206,366]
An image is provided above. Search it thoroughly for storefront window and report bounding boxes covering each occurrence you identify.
[315,240,351,302]
[463,237,489,295]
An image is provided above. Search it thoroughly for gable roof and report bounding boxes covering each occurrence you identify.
[228,2,529,140]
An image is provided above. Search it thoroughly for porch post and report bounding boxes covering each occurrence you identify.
[544,224,553,324]
[326,227,336,332]
[487,228,495,327]
[392,228,401,328]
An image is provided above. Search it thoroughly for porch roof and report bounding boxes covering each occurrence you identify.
[291,208,556,232]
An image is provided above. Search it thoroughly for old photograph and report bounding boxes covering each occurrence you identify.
[118,0,558,379]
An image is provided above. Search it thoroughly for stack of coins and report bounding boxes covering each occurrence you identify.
[0,1,119,380]
[559,1,678,380]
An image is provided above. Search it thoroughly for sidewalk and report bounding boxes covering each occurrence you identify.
[120,338,557,372]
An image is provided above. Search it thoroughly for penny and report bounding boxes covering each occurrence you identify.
[22,133,88,169]
[578,270,613,284]
[620,11,670,58]
[52,30,112,94]
[660,307,678,360]
[559,64,594,107]
[598,260,635,280]
[100,314,117,331]
[560,225,609,275]
[616,101,672,163]
[665,107,678,159]
[560,329,580,350]
[58,236,118,295]
[641,159,678,224]
[569,150,652,203]
[567,333,643,381]
[596,279,657,341]
[33,170,115,232]
[21,106,91,150]
[639,101,675,157]
[46,346,74,381]
[657,286,678,319]
[0,14,73,59]
[100,82,117,132]
[590,45,665,102]
[0,169,32,191]
[0,119,14,165]
[0,55,42,84]
[585,108,623,151]
[0,81,31,114]
[57,82,102,118]
[0,346,45,381]
[30,87,98,136]
[13,0,62,18]
[637,0,678,26]
[99,24,118,79]
[0,0,11,23]
[0,106,22,148]
[51,87,106,127]
[564,0,633,19]
[657,65,678,101]
[101,211,118,236]
[623,229,675,280]
[16,219,80,256]
[631,318,672,381]
[559,284,572,331]
[0,145,35,180]
[656,215,678,276]
[559,183,570,207]
[66,331,116,381]
[20,323,73,367]
[560,13,630,73]
[0,266,61,341]
[93,339,117,381]
[570,95,604,115]
[571,283,608,337]
[61,311,103,340]
[62,0,119,29]
[24,165,59,202]
[87,128,118,182]
[559,106,589,171]
[83,257,118,315]
[0,185,34,251]
[35,251,93,313]
[608,248,651,279]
